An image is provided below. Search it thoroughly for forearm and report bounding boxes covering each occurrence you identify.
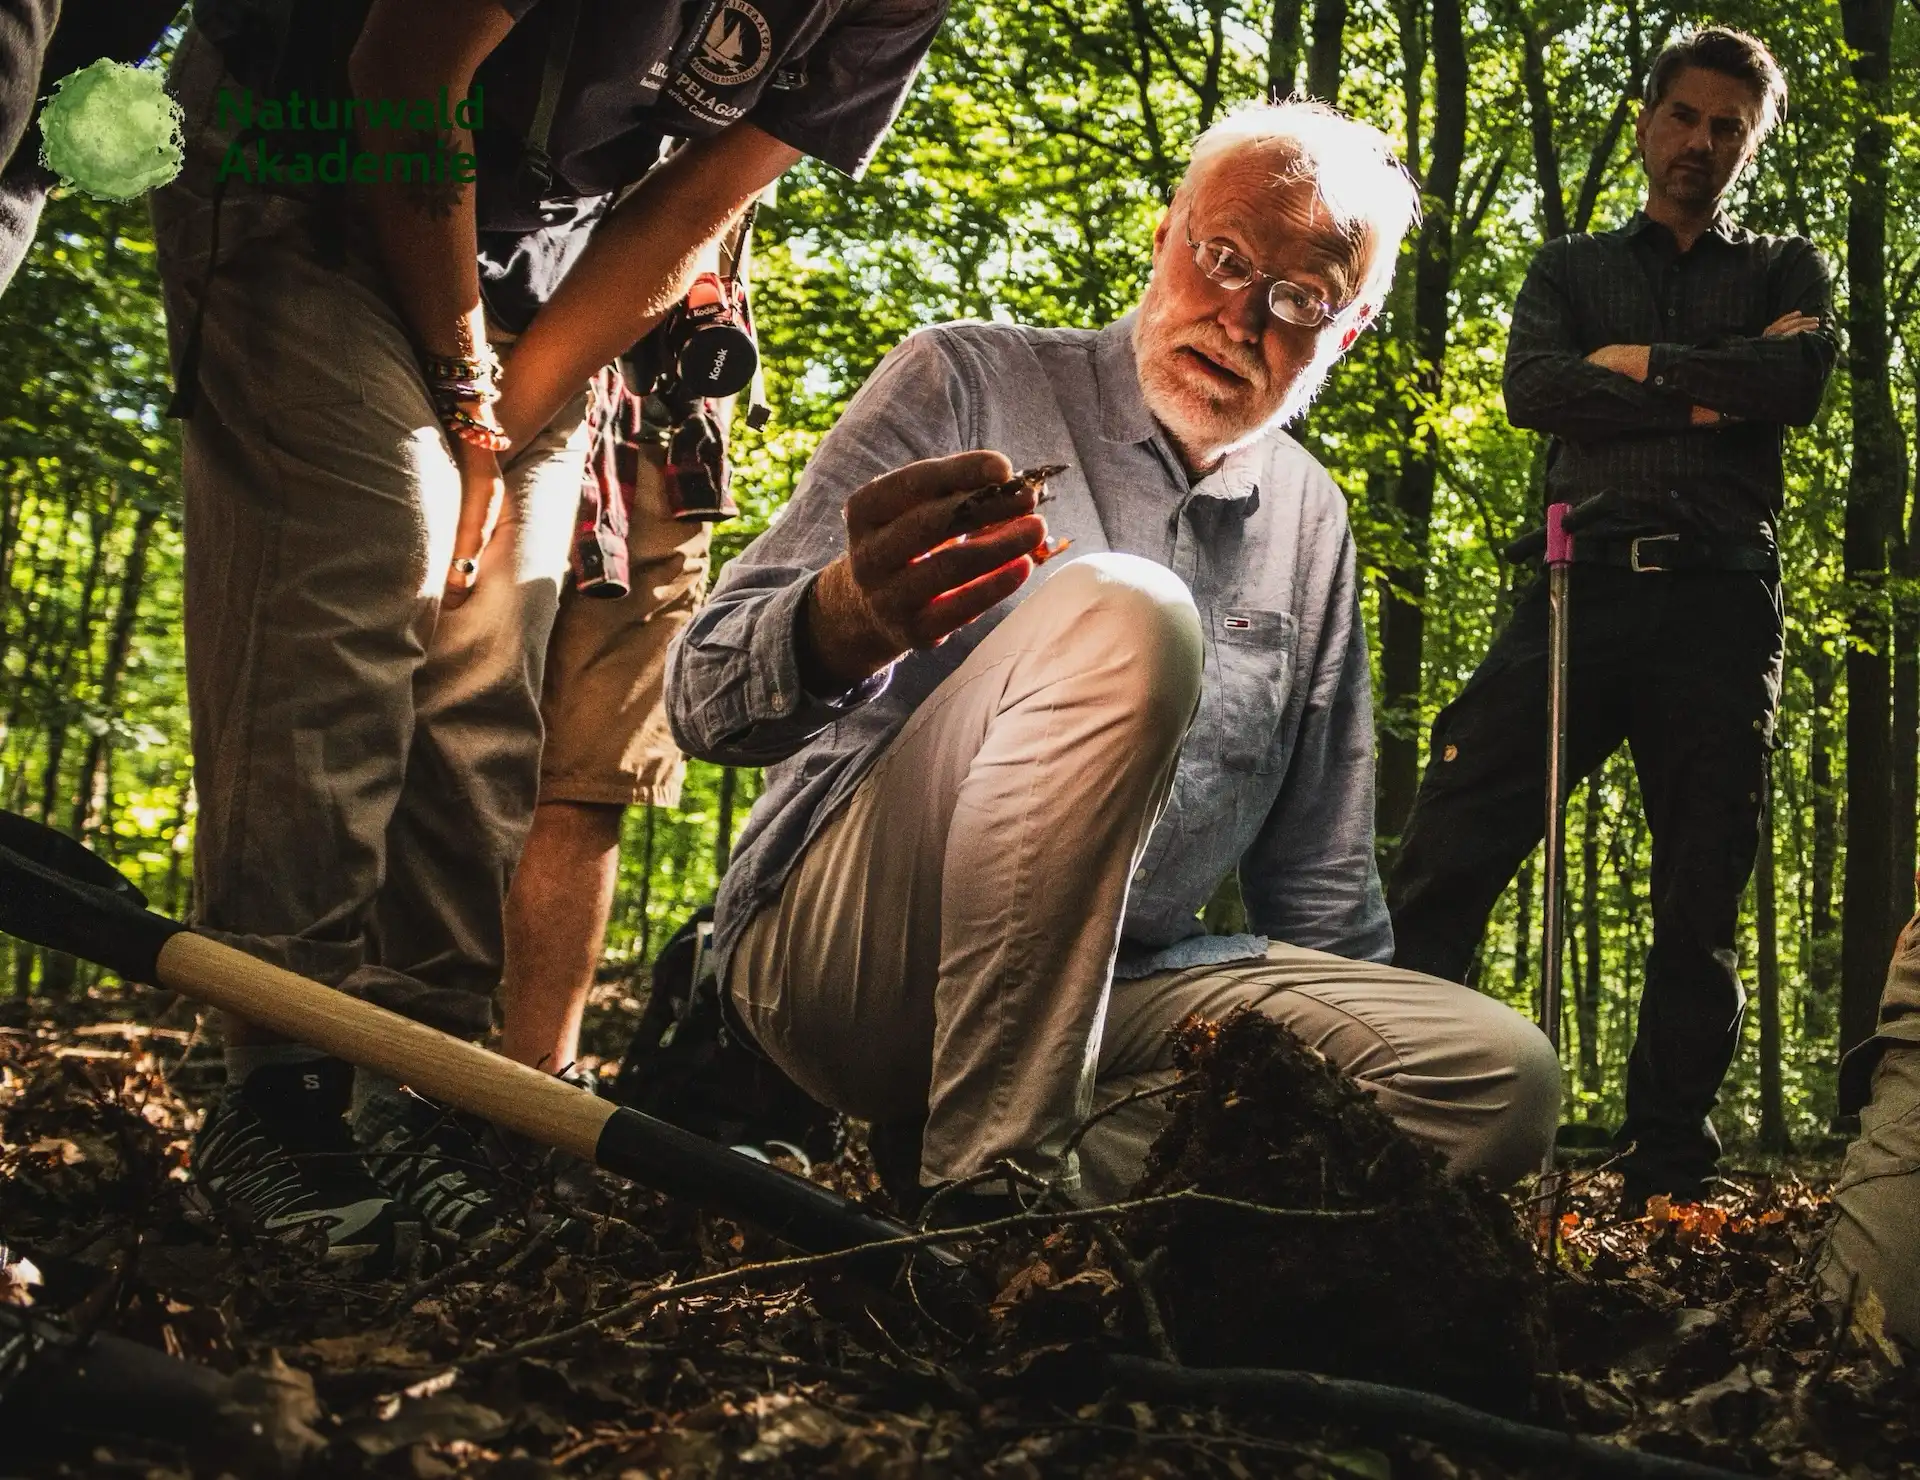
[1646,334,1836,426]
[345,1,511,365]
[496,124,800,447]
[1504,353,1697,440]
[668,570,890,766]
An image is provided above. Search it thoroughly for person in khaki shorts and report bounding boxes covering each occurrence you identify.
[155,0,950,1272]
[499,442,709,1072]
[1817,912,1920,1345]
[666,101,1563,1213]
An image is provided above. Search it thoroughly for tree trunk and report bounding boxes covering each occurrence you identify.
[638,803,657,963]
[715,766,739,878]
[1517,11,1566,241]
[1304,0,1348,102]
[1756,752,1789,1153]
[1838,0,1902,1072]
[163,778,192,921]
[1514,852,1534,1009]
[1809,654,1840,1020]
[1267,0,1305,99]
[1578,777,1602,1094]
[35,505,111,824]
[1375,0,1466,855]
[71,501,161,842]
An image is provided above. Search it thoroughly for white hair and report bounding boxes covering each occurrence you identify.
[1180,99,1421,319]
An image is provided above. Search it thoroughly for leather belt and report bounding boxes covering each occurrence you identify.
[1573,533,1780,575]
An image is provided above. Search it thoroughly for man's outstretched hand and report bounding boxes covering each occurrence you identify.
[800,451,1047,694]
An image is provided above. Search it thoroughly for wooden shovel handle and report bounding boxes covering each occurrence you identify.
[155,933,615,1160]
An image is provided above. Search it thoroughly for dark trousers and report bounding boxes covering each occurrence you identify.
[1388,565,1784,1193]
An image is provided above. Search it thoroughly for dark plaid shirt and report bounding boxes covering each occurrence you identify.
[1503,210,1837,547]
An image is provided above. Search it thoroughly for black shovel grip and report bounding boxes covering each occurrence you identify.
[595,1106,920,1279]
[0,814,187,984]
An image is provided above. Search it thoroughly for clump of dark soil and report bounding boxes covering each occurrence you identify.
[1125,1007,1551,1411]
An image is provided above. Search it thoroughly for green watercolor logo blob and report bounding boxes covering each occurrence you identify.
[39,59,184,201]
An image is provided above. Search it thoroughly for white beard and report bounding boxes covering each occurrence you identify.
[1132,295,1342,467]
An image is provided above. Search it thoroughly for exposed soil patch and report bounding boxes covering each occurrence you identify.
[1124,1007,1552,1411]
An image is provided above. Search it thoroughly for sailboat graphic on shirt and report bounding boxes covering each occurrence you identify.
[690,0,771,85]
[708,11,746,62]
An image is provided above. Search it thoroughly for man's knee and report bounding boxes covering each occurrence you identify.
[1019,553,1203,728]
[1480,1006,1563,1185]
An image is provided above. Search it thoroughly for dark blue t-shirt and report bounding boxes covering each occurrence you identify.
[198,0,948,329]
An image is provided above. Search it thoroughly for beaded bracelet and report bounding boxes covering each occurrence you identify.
[422,349,502,385]
[430,377,499,408]
[443,406,513,452]
[423,351,502,407]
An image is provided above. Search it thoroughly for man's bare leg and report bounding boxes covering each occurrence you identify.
[500,800,625,1071]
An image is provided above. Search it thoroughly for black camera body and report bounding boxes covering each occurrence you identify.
[619,270,757,523]
[631,271,759,404]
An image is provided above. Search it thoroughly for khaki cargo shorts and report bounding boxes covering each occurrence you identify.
[538,446,709,808]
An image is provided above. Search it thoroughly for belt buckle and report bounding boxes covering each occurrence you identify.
[1629,534,1680,572]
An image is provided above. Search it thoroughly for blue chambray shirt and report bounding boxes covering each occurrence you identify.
[665,312,1393,996]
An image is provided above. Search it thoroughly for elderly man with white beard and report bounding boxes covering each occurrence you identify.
[664,100,1562,1216]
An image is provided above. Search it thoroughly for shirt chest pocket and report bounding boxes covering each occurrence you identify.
[1210,609,1297,774]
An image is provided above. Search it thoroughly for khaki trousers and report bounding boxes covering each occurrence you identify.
[731,554,1562,1198]
[151,29,588,1036]
[1820,1045,1920,1344]
[1819,911,1920,1344]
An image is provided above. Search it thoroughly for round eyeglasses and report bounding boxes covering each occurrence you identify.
[1184,224,1341,329]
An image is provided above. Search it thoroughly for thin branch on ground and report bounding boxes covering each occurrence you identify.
[460,1188,1381,1370]
[1091,1221,1179,1364]
[1107,1355,1749,1480]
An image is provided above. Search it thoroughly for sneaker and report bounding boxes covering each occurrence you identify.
[191,1058,422,1275]
[351,1082,508,1247]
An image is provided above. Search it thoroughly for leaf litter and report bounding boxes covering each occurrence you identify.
[2,990,1917,1478]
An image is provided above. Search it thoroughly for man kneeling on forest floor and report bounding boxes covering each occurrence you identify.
[664,101,1562,1214]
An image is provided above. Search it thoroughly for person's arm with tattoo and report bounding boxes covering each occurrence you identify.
[347,0,515,604]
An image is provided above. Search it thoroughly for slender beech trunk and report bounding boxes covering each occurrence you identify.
[1305,0,1348,102]
[1517,10,1567,240]
[0,484,24,640]
[35,504,111,823]
[1376,0,1466,855]
[638,803,657,962]
[715,766,738,878]
[1514,853,1535,1009]
[1267,0,1305,98]
[1839,0,1902,1070]
[1809,655,1840,1020]
[1578,777,1602,1094]
[1757,754,1789,1152]
[71,502,161,842]
[163,779,192,921]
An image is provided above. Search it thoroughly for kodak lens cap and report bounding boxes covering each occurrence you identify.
[678,323,758,398]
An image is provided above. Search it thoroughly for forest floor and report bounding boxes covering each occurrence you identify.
[1,981,1916,1480]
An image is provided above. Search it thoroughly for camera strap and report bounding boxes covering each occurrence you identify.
[521,0,583,193]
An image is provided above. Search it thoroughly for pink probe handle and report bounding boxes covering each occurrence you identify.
[1545,502,1574,566]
